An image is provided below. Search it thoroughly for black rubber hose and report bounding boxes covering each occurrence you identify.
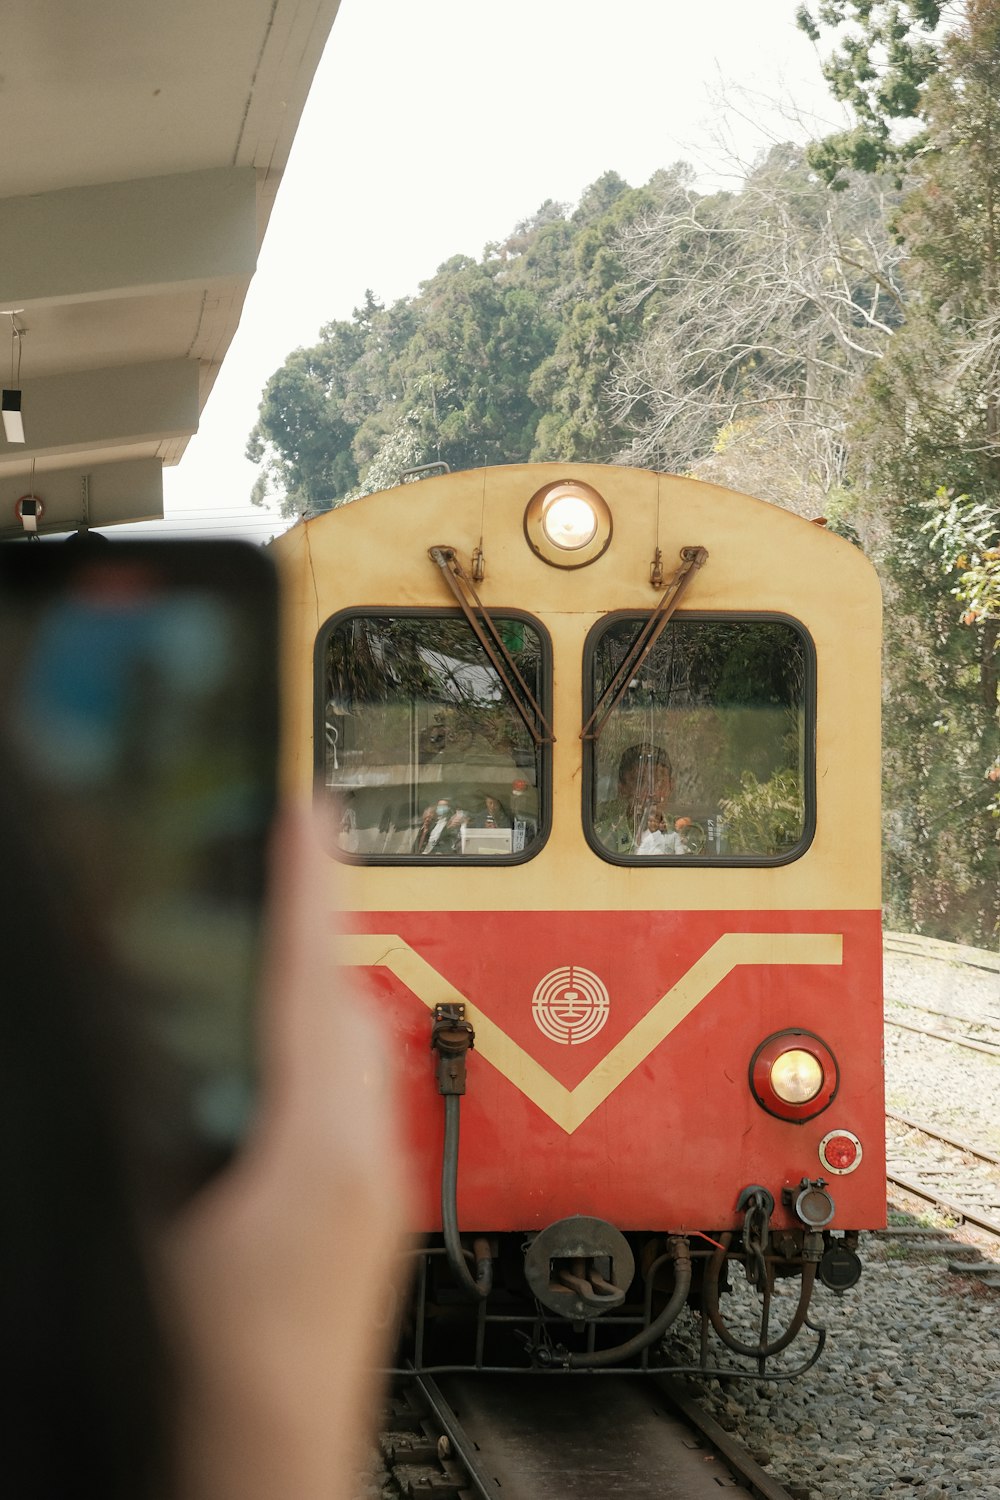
[441,1093,492,1300]
[702,1231,817,1359]
[557,1243,692,1369]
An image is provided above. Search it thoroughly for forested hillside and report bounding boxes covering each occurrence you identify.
[248,0,998,946]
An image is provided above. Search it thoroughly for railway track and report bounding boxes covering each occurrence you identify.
[883,1011,1000,1056]
[383,1371,807,1499]
[883,932,1000,976]
[886,1109,1000,1169]
[885,1112,1000,1253]
[882,932,1000,1291]
[883,928,1000,1056]
[880,1208,1000,1292]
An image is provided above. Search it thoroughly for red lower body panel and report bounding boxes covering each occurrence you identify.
[344,909,885,1234]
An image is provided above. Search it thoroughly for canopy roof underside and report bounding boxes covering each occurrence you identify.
[0,0,342,534]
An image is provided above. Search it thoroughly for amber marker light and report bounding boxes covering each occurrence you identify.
[749,1029,839,1123]
[524,479,612,568]
[819,1129,863,1175]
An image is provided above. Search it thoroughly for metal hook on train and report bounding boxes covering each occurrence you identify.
[737,1184,774,1290]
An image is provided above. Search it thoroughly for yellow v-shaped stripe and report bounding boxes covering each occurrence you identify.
[341,932,843,1134]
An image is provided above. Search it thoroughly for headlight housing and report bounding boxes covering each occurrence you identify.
[749,1029,839,1123]
[524,479,612,568]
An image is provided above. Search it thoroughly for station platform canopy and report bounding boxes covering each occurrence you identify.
[0,0,342,538]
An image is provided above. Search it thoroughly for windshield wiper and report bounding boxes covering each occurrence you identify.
[428,546,555,746]
[581,545,708,742]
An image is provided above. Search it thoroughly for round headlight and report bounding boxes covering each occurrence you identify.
[542,492,599,550]
[749,1029,839,1123]
[524,479,612,568]
[769,1048,823,1104]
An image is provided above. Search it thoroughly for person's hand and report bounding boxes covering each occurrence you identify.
[160,807,409,1500]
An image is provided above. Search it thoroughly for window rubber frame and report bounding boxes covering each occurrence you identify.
[581,609,817,868]
[314,604,553,866]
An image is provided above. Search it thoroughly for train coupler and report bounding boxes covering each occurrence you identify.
[524,1216,634,1320]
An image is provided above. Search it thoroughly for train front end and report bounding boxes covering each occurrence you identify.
[272,462,885,1376]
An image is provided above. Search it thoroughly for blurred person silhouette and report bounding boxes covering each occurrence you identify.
[0,744,172,1500]
[0,743,407,1500]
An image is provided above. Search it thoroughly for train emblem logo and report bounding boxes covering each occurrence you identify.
[531,965,610,1045]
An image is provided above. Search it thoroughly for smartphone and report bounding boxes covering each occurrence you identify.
[0,539,279,1197]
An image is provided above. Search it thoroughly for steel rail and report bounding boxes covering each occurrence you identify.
[886,1173,1000,1238]
[884,1016,1000,1058]
[883,932,1000,974]
[653,1376,801,1500]
[884,996,1000,1037]
[398,1370,804,1499]
[407,1370,500,1500]
[886,1110,1000,1168]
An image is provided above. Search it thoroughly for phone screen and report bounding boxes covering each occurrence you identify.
[0,539,279,1195]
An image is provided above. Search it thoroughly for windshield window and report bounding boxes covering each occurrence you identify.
[320,612,547,860]
[588,616,811,862]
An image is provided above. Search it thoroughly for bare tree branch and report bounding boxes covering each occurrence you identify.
[607,148,905,504]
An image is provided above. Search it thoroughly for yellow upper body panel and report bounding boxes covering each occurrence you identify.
[271,463,882,913]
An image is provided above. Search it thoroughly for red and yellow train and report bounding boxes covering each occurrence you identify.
[272,462,885,1375]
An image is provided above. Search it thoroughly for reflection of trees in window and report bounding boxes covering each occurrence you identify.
[720,768,804,855]
[326,616,541,763]
[593,619,807,856]
[323,614,543,856]
[597,621,802,710]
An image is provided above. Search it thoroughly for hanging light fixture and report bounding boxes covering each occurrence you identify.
[2,389,24,443]
[2,312,25,443]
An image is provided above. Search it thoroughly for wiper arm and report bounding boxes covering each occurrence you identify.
[581,545,708,742]
[428,546,555,747]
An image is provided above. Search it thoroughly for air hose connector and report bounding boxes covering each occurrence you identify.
[431,1003,475,1095]
[430,1003,491,1301]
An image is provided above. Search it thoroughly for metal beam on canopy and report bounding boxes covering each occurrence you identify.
[0,0,343,538]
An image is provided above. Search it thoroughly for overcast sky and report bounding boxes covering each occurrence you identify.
[135,0,844,540]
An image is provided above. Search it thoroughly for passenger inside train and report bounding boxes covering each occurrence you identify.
[594,742,677,856]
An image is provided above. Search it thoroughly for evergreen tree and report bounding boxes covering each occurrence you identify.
[530,171,679,462]
[805,0,1000,940]
[795,0,943,184]
[246,178,655,511]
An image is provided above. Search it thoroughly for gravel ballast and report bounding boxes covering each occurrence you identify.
[684,935,1000,1499]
